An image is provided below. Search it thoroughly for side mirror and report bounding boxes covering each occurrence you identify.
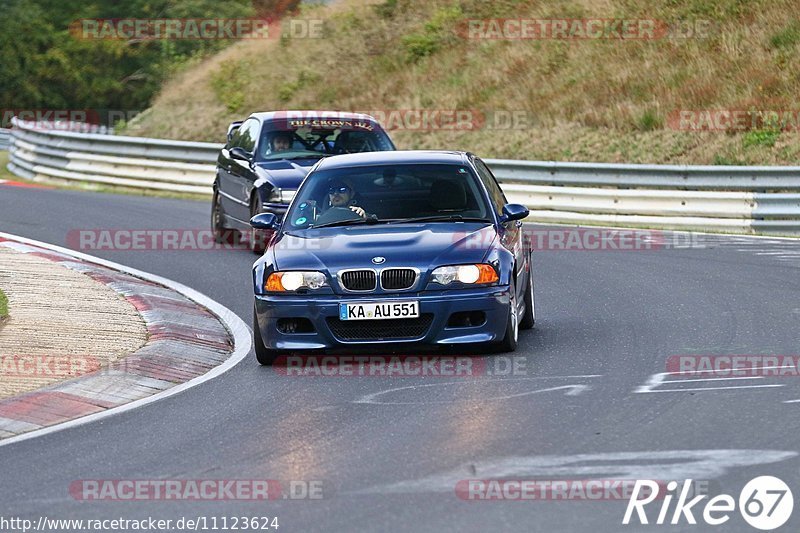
[226,121,242,144]
[229,146,252,162]
[250,213,279,230]
[501,203,529,223]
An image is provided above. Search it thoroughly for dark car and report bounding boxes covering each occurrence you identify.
[250,150,535,365]
[212,111,396,252]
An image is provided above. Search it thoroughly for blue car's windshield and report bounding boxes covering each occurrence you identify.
[257,120,394,162]
[285,163,493,230]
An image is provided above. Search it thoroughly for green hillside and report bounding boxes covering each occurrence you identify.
[123,0,800,165]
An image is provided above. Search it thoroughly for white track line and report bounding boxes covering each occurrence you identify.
[660,376,767,384]
[0,232,252,449]
[667,365,796,375]
[642,384,784,393]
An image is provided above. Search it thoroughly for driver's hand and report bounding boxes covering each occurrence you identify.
[349,206,366,218]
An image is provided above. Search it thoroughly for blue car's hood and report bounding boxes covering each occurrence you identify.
[255,158,320,189]
[273,223,497,277]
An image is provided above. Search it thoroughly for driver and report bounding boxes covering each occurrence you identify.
[326,179,368,219]
[270,132,293,152]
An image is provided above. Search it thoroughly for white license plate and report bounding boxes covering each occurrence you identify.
[339,301,419,321]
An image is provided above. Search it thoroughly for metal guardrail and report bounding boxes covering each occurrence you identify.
[0,128,10,150]
[486,159,800,234]
[8,119,219,195]
[7,119,800,234]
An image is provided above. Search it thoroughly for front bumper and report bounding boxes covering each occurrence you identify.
[254,285,511,351]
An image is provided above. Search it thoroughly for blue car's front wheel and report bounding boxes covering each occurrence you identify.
[520,259,535,330]
[495,280,519,353]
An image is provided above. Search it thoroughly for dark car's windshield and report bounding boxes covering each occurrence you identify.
[256,119,394,162]
[284,163,493,230]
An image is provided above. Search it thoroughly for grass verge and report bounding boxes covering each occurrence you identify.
[0,288,8,322]
[121,0,800,165]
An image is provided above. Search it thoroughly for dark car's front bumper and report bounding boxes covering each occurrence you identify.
[223,202,289,232]
[262,202,290,218]
[254,285,512,351]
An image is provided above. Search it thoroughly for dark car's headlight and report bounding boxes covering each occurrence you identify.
[265,271,326,292]
[430,264,499,285]
[267,187,296,204]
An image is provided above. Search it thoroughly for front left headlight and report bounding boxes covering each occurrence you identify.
[430,264,499,286]
[265,271,326,292]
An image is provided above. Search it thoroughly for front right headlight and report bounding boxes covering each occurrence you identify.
[280,189,296,203]
[430,264,499,285]
[265,271,327,292]
[267,187,296,204]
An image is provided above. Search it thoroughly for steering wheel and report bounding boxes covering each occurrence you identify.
[313,206,363,226]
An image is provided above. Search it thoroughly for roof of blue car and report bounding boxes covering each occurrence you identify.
[317,150,470,170]
[250,111,380,123]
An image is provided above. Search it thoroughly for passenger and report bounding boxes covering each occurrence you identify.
[271,132,293,152]
[336,134,369,154]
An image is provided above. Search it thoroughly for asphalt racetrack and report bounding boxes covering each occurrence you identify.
[2,185,800,531]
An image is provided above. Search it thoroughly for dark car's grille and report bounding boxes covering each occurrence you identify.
[380,268,417,290]
[327,314,434,341]
[340,270,377,291]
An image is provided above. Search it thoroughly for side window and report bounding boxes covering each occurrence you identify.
[229,121,244,148]
[232,119,259,153]
[225,125,240,148]
[475,159,507,212]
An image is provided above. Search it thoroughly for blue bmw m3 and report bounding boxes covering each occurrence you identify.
[250,151,535,365]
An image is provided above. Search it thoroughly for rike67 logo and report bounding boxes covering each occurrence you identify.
[623,476,793,530]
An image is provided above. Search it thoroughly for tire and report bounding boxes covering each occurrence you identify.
[253,307,279,366]
[211,188,227,243]
[520,259,535,330]
[211,187,241,245]
[249,195,268,255]
[495,279,519,353]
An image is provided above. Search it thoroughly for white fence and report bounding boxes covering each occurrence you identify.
[7,119,800,234]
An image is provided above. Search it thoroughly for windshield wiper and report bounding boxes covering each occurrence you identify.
[388,215,491,224]
[312,216,384,229]
[260,153,327,162]
[282,154,327,160]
